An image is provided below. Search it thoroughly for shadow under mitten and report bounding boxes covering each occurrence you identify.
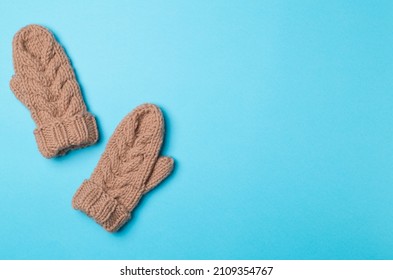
[10,24,98,158]
[72,103,174,232]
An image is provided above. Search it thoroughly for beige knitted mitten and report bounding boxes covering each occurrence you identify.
[10,24,98,158]
[72,103,174,232]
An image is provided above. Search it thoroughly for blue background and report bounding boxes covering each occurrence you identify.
[0,0,392,260]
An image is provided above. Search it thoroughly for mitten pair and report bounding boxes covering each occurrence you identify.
[10,24,174,232]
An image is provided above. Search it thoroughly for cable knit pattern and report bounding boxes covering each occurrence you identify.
[72,104,174,232]
[10,24,98,158]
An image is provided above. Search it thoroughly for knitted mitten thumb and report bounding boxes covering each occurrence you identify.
[72,103,174,232]
[10,24,98,158]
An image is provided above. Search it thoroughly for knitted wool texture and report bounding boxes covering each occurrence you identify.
[72,103,174,232]
[10,24,98,158]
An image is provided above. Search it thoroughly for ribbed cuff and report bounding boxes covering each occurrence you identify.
[72,179,130,232]
[34,113,98,158]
